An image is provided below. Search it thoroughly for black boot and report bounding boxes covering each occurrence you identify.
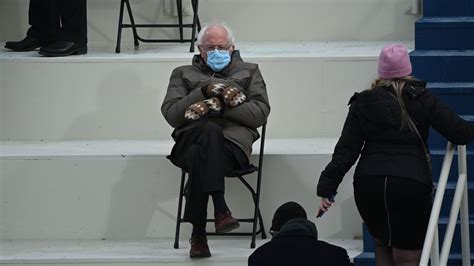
[39,41,87,57]
[5,36,43,51]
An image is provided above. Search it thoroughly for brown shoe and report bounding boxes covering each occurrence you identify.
[215,211,240,233]
[189,235,211,258]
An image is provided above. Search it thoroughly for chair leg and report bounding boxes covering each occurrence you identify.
[251,169,264,248]
[257,207,267,239]
[124,0,140,48]
[176,0,184,42]
[115,0,126,53]
[174,171,187,249]
[189,0,199,52]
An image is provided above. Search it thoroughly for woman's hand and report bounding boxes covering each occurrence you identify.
[317,197,334,218]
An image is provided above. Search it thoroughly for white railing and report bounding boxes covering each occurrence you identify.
[420,142,471,266]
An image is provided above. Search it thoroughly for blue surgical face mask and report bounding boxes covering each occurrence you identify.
[206,49,231,72]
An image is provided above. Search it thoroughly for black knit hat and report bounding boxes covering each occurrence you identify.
[270,201,307,232]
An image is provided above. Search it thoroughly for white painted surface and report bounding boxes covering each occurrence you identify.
[0,151,361,241]
[0,238,362,265]
[0,138,338,158]
[0,0,420,45]
[0,41,413,141]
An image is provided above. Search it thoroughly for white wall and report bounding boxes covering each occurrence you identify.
[0,0,420,45]
[0,154,361,241]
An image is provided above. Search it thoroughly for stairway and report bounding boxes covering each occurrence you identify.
[355,0,474,265]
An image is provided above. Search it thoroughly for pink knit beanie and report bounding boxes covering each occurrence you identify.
[378,44,412,79]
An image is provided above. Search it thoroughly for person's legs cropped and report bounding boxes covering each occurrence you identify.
[39,0,88,56]
[5,0,58,51]
[168,120,249,257]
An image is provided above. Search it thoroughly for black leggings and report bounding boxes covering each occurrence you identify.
[354,176,432,250]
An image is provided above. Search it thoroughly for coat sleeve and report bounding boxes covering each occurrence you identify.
[221,67,270,128]
[161,68,206,128]
[423,90,474,145]
[248,253,257,266]
[317,104,364,198]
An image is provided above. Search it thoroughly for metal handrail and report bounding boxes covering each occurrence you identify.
[420,142,471,266]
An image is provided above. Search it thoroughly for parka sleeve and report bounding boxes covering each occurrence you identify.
[221,67,270,128]
[424,90,474,145]
[317,103,364,198]
[161,68,206,128]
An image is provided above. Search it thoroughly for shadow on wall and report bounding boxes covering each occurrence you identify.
[104,157,181,239]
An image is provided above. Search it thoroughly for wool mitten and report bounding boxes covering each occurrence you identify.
[184,97,223,120]
[221,86,246,107]
[202,83,227,98]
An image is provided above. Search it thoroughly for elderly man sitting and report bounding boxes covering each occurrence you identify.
[161,21,270,258]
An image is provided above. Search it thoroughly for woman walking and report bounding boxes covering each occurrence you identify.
[316,44,474,266]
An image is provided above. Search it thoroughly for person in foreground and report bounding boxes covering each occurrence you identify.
[248,201,353,266]
[161,21,270,258]
[317,44,474,266]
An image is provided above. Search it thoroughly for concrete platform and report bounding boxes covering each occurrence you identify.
[0,238,362,265]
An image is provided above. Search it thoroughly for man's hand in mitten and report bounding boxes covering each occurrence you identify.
[184,97,223,121]
[221,86,247,107]
[202,83,227,98]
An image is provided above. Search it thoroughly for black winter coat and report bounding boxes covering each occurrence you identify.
[317,80,474,198]
[248,218,353,266]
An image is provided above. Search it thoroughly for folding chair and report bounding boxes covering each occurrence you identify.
[173,123,268,249]
[115,0,201,53]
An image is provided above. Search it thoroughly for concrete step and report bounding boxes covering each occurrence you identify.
[0,41,412,141]
[0,238,362,266]
[360,215,474,254]
[424,0,474,17]
[428,116,474,151]
[410,50,474,82]
[415,17,474,50]
[0,139,363,241]
[0,0,418,45]
[427,82,474,116]
[431,151,474,182]
[438,182,474,217]
[354,251,474,266]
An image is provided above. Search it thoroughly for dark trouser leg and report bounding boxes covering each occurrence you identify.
[57,0,88,44]
[169,120,248,227]
[27,0,59,42]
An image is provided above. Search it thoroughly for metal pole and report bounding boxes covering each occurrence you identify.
[457,145,471,266]
[439,173,467,265]
[430,229,440,266]
[420,142,455,266]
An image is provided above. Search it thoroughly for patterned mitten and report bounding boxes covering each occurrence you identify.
[184,97,223,120]
[202,83,227,98]
[221,86,247,107]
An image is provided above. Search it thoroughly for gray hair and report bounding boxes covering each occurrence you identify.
[196,21,235,46]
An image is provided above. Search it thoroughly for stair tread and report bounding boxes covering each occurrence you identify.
[0,138,339,158]
[411,50,474,56]
[433,181,474,190]
[427,82,474,93]
[417,16,474,28]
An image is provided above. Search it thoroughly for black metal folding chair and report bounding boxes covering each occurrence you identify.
[173,123,268,249]
[115,0,201,53]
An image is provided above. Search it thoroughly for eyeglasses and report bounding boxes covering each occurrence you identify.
[201,45,231,52]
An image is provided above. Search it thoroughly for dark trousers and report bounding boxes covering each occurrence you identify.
[168,120,249,226]
[27,0,87,44]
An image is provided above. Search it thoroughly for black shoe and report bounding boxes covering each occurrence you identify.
[5,36,43,51]
[39,41,87,57]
